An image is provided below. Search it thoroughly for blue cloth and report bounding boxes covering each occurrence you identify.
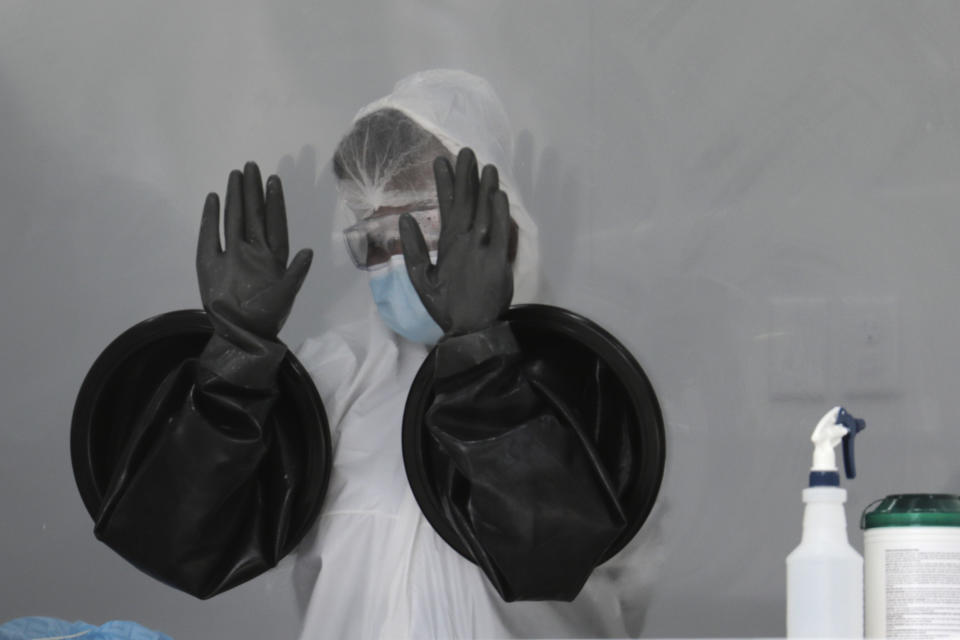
[0,618,172,640]
[368,256,444,345]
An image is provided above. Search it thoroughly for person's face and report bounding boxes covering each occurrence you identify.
[341,155,519,270]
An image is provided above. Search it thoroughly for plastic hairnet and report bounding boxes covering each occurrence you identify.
[334,69,541,304]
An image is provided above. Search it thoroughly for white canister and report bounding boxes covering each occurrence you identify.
[862,494,960,638]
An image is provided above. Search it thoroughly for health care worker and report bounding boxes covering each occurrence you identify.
[90,70,647,639]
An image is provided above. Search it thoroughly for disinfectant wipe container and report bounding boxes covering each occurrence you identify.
[862,494,960,638]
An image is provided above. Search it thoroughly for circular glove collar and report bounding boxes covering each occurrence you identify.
[403,304,665,568]
[71,309,331,561]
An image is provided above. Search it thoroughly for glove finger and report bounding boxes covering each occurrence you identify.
[492,190,515,306]
[265,175,290,264]
[224,169,244,247]
[475,164,499,244]
[453,147,479,232]
[399,213,434,295]
[490,190,512,262]
[197,193,222,267]
[281,248,314,296]
[434,155,456,234]
[243,162,267,245]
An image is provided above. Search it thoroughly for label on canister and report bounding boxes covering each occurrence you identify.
[862,495,960,639]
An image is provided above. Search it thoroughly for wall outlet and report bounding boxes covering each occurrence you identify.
[767,297,827,400]
[839,297,900,397]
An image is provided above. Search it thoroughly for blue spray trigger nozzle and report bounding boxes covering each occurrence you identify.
[837,408,866,479]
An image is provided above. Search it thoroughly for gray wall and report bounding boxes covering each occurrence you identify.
[2,1,959,638]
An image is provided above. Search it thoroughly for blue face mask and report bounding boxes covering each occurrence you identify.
[368,255,444,345]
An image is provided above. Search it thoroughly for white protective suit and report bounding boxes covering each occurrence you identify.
[292,70,632,640]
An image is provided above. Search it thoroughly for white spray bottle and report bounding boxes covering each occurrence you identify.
[786,407,866,638]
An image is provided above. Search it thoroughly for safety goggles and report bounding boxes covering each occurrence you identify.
[343,208,441,270]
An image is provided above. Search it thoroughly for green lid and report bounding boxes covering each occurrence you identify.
[861,494,960,529]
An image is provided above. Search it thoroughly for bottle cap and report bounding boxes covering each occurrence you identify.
[809,407,865,486]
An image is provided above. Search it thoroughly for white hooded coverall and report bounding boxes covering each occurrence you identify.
[291,70,635,640]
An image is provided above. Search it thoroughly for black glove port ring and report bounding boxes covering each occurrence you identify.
[70,309,332,560]
[402,303,666,566]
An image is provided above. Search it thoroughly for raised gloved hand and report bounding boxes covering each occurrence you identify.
[91,164,318,598]
[197,162,313,351]
[399,148,514,336]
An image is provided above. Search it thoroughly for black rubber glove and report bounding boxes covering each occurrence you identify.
[197,162,313,388]
[92,164,319,599]
[399,147,513,336]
